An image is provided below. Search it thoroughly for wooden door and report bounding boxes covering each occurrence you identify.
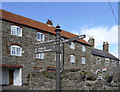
[9,70,14,84]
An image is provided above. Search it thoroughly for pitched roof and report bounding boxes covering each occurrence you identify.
[91,48,119,61]
[0,9,90,46]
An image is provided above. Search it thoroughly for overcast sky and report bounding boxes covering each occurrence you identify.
[1,2,119,57]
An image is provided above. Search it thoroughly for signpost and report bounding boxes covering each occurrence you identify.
[35,25,86,90]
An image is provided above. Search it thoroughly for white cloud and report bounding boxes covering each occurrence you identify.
[71,25,118,57]
[81,25,118,47]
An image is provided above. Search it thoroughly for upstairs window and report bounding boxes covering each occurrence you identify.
[37,32,45,41]
[70,55,75,62]
[11,45,22,56]
[96,57,101,64]
[36,53,44,59]
[82,45,86,52]
[70,42,75,49]
[105,58,109,66]
[82,57,86,64]
[11,25,22,37]
[112,60,116,66]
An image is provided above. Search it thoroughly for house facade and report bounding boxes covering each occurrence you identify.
[0,9,119,89]
[0,9,92,86]
[88,37,119,81]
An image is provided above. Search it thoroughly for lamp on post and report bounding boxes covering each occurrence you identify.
[55,25,62,90]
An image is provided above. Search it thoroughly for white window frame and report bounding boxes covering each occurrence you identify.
[36,53,44,59]
[70,42,75,49]
[36,32,45,41]
[96,57,101,64]
[105,58,109,66]
[112,60,116,66]
[11,25,22,37]
[55,53,61,61]
[70,55,75,63]
[82,45,86,52]
[82,57,86,64]
[11,45,22,56]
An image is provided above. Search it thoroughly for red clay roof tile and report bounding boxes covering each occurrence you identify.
[0,9,90,45]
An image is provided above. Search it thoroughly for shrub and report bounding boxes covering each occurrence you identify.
[87,75,96,81]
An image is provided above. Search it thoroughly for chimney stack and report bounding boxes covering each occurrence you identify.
[88,36,95,47]
[46,19,53,27]
[103,41,109,52]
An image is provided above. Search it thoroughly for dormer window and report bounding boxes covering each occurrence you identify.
[11,45,22,56]
[37,32,45,41]
[11,25,22,37]
[70,42,75,49]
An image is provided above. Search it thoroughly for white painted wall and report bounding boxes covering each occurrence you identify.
[0,69,9,85]
[13,68,22,86]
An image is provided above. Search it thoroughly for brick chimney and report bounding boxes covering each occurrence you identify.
[88,36,95,47]
[46,19,53,27]
[103,41,109,52]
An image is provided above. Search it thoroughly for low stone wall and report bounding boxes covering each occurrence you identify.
[27,70,119,90]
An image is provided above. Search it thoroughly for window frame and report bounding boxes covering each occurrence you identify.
[105,58,109,66]
[11,25,22,37]
[112,60,116,66]
[70,55,75,63]
[81,57,86,64]
[82,45,86,52]
[70,42,75,49]
[36,53,44,59]
[54,53,61,61]
[11,45,22,56]
[36,32,45,41]
[96,57,101,64]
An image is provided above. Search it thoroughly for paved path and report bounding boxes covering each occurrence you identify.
[1,85,29,91]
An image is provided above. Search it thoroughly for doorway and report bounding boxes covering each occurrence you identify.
[9,70,14,84]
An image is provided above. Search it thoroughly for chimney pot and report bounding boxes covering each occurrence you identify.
[46,19,53,27]
[103,41,109,52]
[88,36,95,47]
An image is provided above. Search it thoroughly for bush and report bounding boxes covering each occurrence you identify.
[87,75,96,81]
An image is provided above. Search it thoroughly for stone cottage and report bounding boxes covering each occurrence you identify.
[88,37,119,81]
[0,9,119,89]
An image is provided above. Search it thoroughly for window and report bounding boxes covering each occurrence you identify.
[96,57,101,64]
[37,32,45,41]
[11,25,22,37]
[82,45,86,52]
[55,53,61,61]
[112,60,116,66]
[82,57,86,64]
[36,53,44,59]
[11,45,22,56]
[70,55,75,62]
[70,42,75,49]
[105,58,109,66]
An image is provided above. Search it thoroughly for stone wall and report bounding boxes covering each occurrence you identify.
[28,70,119,90]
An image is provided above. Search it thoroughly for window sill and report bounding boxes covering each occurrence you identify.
[11,34,22,37]
[35,58,44,60]
[11,55,22,57]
